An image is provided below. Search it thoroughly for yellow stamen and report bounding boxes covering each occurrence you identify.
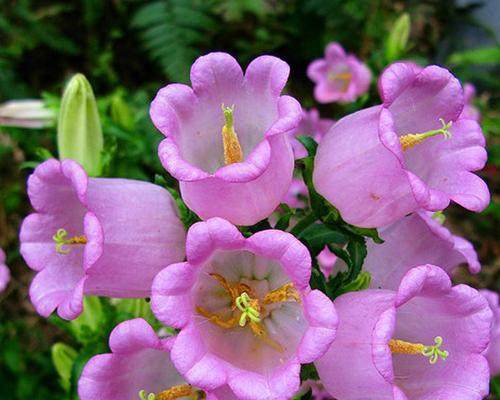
[399,118,452,151]
[156,384,194,400]
[52,228,87,254]
[389,339,424,355]
[196,306,240,329]
[263,282,301,305]
[329,72,352,82]
[208,273,254,303]
[221,104,243,165]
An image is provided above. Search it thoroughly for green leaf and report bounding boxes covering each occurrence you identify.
[51,343,78,392]
[69,296,105,342]
[297,223,348,255]
[346,236,367,281]
[448,46,500,66]
[109,93,135,131]
[132,0,216,82]
[345,225,384,244]
[491,375,500,397]
[296,135,318,157]
[385,13,411,62]
[300,363,319,381]
[336,271,371,296]
[57,73,103,176]
[114,298,155,325]
[274,203,295,231]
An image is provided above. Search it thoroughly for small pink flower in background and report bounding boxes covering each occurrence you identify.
[150,52,301,226]
[290,108,335,159]
[19,159,186,320]
[363,211,480,290]
[151,218,337,400]
[315,264,492,400]
[0,99,54,129]
[79,318,234,400]
[307,43,371,103]
[317,247,337,278]
[314,62,490,228]
[282,177,308,208]
[460,83,481,121]
[0,248,11,293]
[480,290,500,376]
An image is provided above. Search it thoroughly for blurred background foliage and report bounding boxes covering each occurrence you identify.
[0,0,499,399]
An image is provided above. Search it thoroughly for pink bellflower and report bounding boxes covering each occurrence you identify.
[307,42,371,103]
[19,159,186,320]
[314,62,490,228]
[150,53,301,226]
[315,264,492,400]
[150,217,337,400]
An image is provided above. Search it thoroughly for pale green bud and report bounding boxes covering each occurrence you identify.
[51,342,78,392]
[57,73,103,176]
[385,13,411,63]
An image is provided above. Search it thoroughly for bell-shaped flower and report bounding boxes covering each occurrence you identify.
[460,83,481,121]
[315,264,493,400]
[150,53,301,226]
[480,290,500,376]
[290,108,334,159]
[314,62,490,227]
[19,159,186,320]
[151,217,337,400]
[364,211,480,290]
[0,248,10,293]
[79,318,233,400]
[307,42,371,103]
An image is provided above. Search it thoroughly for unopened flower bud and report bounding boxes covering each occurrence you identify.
[57,74,103,176]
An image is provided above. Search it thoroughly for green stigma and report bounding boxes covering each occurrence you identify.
[52,228,87,254]
[138,390,156,400]
[422,336,449,364]
[222,104,235,128]
[235,292,261,326]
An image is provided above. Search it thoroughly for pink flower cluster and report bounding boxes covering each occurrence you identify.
[17,45,497,400]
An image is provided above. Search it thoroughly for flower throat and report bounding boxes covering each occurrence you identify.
[399,118,452,151]
[196,273,301,352]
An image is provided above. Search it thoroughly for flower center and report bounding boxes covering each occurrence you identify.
[138,385,205,400]
[389,336,449,364]
[327,71,352,92]
[221,104,243,165]
[399,119,452,151]
[196,273,301,352]
[52,228,87,254]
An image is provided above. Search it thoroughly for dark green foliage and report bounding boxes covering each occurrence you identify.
[132,0,218,82]
[292,136,376,299]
